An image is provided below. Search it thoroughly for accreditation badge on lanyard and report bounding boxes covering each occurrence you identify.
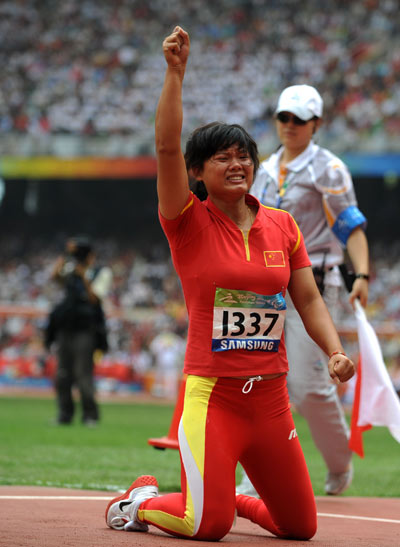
[211,288,287,352]
[276,169,295,209]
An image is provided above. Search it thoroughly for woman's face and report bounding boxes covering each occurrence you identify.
[275,112,320,153]
[195,145,254,201]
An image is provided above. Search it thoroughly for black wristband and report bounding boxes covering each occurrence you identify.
[355,273,370,281]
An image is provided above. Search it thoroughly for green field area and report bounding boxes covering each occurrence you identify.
[0,396,399,497]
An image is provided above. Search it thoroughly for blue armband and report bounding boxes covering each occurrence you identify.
[332,206,367,246]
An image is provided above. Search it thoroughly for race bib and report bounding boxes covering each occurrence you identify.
[212,288,286,352]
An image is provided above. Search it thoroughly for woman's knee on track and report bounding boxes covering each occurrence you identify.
[287,520,317,541]
[195,513,234,541]
[274,514,317,541]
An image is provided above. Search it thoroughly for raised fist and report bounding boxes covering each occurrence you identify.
[162,26,190,67]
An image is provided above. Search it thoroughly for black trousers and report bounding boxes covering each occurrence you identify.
[55,329,99,423]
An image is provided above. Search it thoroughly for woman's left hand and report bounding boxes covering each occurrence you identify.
[349,277,368,309]
[328,353,355,384]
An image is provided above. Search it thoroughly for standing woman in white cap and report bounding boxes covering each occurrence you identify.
[237,84,369,496]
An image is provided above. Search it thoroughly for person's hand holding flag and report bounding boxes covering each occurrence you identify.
[349,300,400,457]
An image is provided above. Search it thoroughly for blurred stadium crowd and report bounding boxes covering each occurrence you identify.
[1,0,399,157]
[0,237,399,400]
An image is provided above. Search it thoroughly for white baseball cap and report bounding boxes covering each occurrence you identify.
[276,84,323,121]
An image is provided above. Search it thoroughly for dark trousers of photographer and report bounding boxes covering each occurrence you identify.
[55,328,99,424]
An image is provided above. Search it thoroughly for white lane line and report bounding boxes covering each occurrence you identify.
[0,497,399,525]
[318,512,400,524]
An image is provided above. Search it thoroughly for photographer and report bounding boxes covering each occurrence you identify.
[47,236,112,426]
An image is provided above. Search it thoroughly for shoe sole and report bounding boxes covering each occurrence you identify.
[105,475,158,524]
[325,467,353,496]
[325,477,352,495]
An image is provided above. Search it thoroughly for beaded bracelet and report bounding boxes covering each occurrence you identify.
[329,350,346,359]
[355,273,370,281]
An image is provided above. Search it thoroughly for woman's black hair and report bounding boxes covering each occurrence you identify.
[185,122,259,200]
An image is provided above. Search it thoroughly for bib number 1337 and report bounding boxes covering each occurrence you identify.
[212,288,287,352]
[221,310,279,337]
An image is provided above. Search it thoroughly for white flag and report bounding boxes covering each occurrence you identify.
[354,299,400,443]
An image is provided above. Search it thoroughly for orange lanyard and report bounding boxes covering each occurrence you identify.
[277,165,288,208]
[279,165,287,190]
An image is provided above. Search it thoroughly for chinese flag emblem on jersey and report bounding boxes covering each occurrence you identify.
[264,250,285,267]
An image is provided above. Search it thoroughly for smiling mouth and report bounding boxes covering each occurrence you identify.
[227,175,245,182]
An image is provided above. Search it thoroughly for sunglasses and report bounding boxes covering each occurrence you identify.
[276,112,308,126]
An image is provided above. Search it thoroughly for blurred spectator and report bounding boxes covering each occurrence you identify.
[46,235,112,425]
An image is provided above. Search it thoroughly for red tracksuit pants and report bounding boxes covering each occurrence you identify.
[138,374,317,540]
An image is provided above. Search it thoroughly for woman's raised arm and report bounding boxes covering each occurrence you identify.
[155,26,191,219]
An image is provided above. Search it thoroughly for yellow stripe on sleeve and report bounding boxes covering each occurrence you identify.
[290,221,301,256]
[180,194,194,215]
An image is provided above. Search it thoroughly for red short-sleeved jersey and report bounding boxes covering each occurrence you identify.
[159,193,311,377]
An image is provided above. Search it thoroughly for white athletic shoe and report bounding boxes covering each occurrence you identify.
[236,471,259,497]
[105,475,158,531]
[325,463,353,495]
